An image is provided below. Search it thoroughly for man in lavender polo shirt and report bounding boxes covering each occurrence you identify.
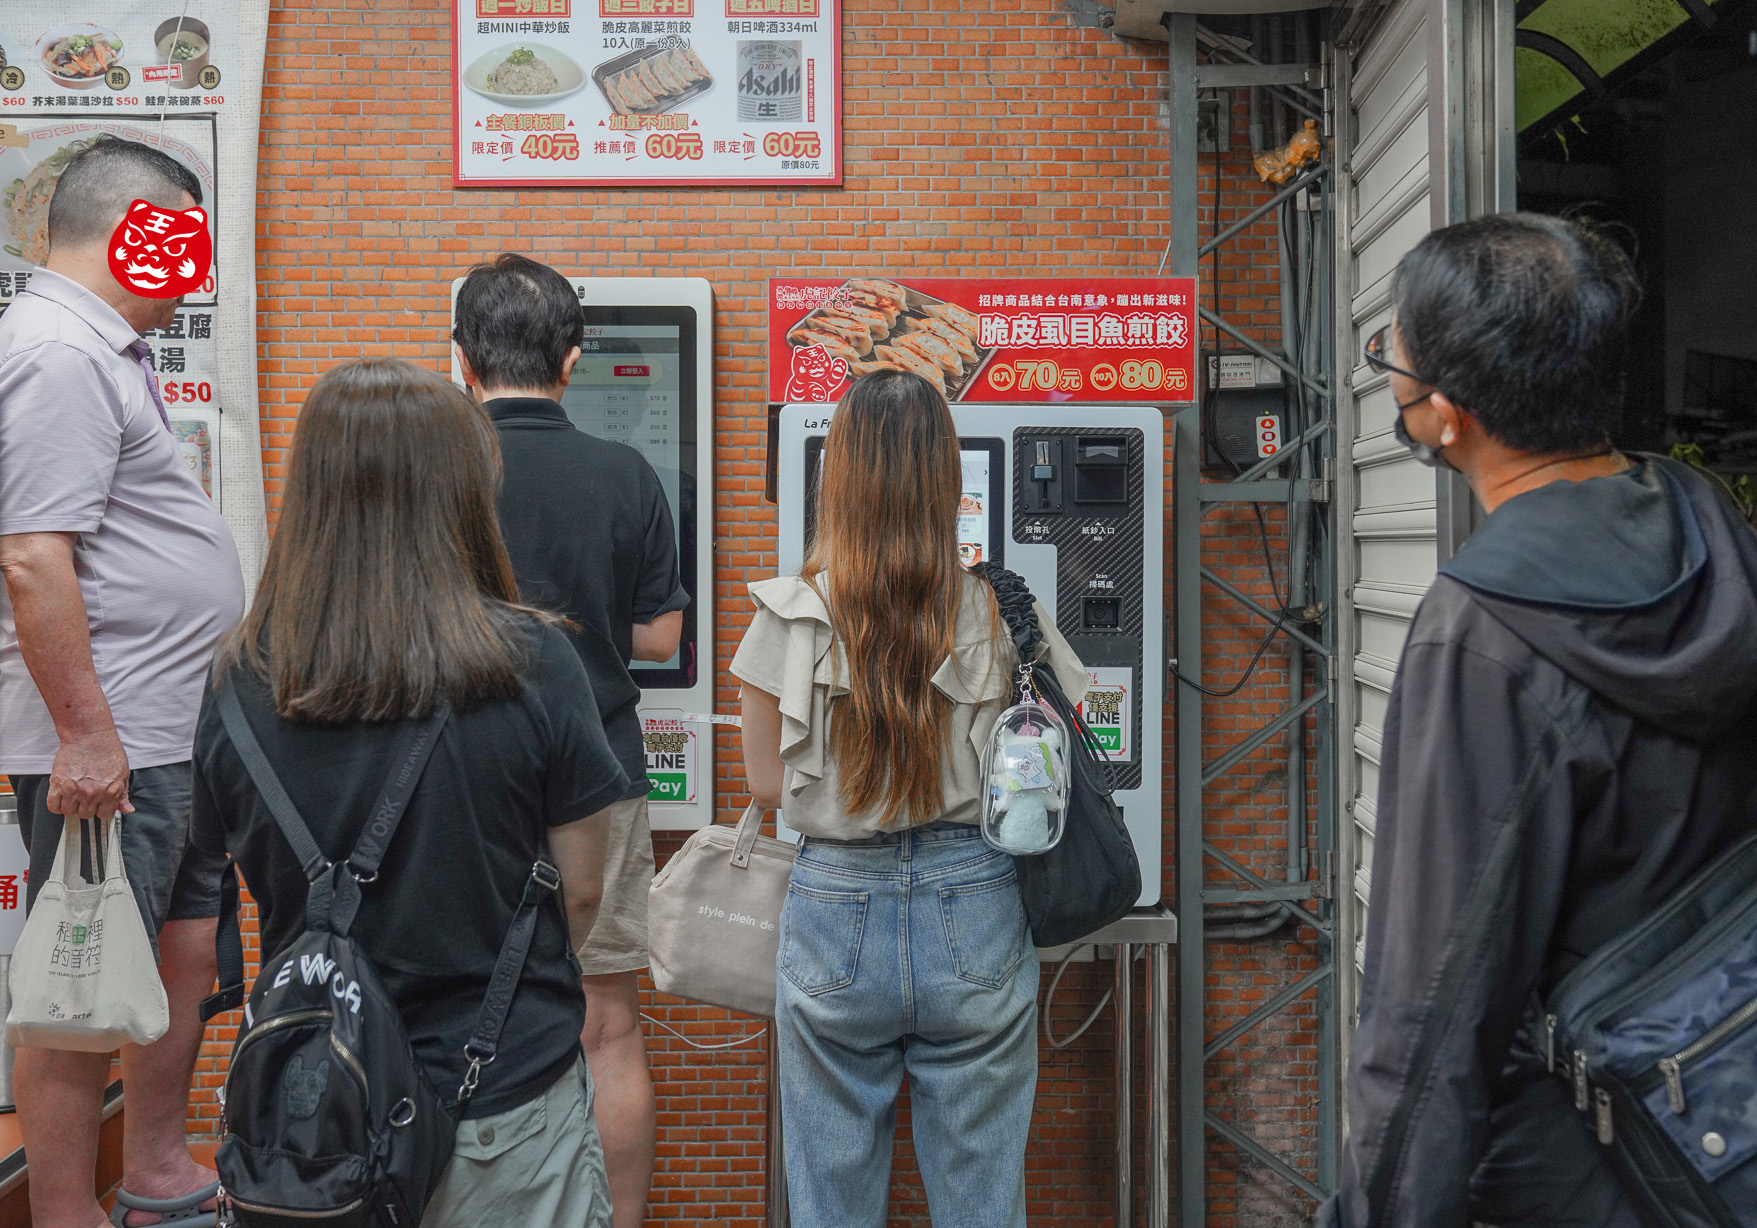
[0,138,243,1228]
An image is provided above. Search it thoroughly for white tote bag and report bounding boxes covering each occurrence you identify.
[648,802,797,1018]
[5,814,169,1051]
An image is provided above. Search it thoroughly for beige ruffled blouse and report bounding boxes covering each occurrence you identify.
[729,572,1087,839]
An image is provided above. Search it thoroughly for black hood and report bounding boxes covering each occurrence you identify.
[1438,456,1757,740]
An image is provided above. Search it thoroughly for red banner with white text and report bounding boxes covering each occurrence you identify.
[768,276,1198,404]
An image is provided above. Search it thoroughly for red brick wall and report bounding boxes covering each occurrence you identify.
[183,3,1327,1225]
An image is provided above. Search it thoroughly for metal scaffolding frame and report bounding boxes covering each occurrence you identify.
[1163,13,1342,1224]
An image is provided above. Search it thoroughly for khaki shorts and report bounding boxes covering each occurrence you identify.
[420,1055,610,1228]
[576,795,655,977]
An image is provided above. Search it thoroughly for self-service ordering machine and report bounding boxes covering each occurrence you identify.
[774,402,1164,905]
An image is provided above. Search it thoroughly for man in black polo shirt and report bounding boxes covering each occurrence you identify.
[453,254,687,1228]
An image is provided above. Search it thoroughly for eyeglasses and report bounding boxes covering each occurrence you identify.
[1362,324,1431,387]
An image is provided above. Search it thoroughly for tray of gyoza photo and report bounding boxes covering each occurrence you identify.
[784,279,996,401]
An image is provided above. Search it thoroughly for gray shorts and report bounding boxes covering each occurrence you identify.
[12,761,226,961]
[575,795,655,977]
[420,1054,611,1228]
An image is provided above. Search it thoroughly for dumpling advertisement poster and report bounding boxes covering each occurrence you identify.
[452,1,842,187]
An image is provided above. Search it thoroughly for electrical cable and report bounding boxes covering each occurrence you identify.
[1175,119,1303,701]
[1041,945,1147,1050]
[640,1013,767,1051]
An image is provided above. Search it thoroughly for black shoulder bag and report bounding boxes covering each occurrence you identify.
[971,563,1141,947]
[202,684,565,1228]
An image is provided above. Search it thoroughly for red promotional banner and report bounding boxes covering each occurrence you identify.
[768,277,1198,404]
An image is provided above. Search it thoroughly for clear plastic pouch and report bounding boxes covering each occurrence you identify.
[981,659,1071,855]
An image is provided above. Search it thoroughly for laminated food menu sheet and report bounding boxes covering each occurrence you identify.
[0,1,270,573]
[452,0,841,187]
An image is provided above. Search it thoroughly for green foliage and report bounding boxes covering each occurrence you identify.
[1669,443,1757,526]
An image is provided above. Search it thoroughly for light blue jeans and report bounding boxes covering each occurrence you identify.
[776,821,1040,1228]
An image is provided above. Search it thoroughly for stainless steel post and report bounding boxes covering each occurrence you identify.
[1147,941,1173,1228]
[767,1021,788,1228]
[1115,942,1134,1227]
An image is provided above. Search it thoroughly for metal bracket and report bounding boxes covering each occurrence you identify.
[1193,63,1318,89]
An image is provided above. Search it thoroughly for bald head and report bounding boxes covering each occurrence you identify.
[46,136,202,257]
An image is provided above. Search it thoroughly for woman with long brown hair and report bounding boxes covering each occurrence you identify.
[733,370,1085,1225]
[190,359,624,1226]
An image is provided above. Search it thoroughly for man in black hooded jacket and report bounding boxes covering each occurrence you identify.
[1318,213,1757,1228]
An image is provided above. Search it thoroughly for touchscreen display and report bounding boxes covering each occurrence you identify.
[560,312,697,686]
[803,438,1004,570]
[957,450,991,569]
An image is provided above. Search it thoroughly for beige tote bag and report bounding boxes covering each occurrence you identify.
[5,815,169,1051]
[648,801,797,1018]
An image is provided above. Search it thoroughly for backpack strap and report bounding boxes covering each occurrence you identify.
[455,854,563,1110]
[215,680,449,936]
[216,682,330,882]
[323,704,451,937]
[201,860,246,1021]
[204,681,335,1022]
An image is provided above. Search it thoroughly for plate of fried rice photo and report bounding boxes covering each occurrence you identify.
[463,43,588,108]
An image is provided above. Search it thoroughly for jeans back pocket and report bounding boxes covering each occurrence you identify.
[938,872,1028,989]
[780,882,870,996]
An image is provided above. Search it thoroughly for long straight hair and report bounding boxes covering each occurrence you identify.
[220,358,540,723]
[802,370,966,827]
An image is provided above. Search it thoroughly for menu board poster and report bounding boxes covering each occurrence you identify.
[0,115,219,308]
[767,277,1200,405]
[451,0,841,188]
[0,10,233,104]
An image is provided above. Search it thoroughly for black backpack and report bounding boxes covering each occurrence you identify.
[970,564,1142,947]
[200,683,565,1227]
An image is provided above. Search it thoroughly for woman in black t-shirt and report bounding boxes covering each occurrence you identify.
[192,358,626,1227]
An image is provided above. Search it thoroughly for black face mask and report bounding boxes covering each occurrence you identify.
[1393,401,1458,473]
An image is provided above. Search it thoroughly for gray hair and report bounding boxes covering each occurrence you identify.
[46,137,203,255]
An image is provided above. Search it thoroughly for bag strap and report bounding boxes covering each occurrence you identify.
[968,564,1117,798]
[216,683,329,882]
[456,855,562,1109]
[201,682,450,1018]
[969,562,1044,663]
[201,861,245,1021]
[730,799,767,868]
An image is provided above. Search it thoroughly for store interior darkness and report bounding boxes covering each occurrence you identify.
[1518,0,1757,475]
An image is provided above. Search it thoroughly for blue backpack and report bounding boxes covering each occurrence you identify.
[1542,832,1757,1227]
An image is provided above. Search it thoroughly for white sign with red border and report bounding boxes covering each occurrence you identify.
[451,0,842,187]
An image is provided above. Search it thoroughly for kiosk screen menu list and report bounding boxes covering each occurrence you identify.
[561,312,698,686]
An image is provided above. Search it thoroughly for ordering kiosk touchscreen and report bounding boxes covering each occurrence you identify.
[451,276,715,831]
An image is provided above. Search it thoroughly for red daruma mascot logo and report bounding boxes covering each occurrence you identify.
[784,343,848,402]
[108,200,211,298]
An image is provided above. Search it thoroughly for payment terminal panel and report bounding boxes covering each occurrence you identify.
[451,277,715,831]
[776,403,1164,906]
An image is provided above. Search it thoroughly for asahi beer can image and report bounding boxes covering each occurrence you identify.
[737,41,802,122]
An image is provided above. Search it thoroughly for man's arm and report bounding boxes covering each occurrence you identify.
[630,610,682,662]
[549,807,610,953]
[0,532,131,819]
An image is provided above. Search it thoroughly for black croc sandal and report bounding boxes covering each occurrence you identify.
[108,1179,221,1228]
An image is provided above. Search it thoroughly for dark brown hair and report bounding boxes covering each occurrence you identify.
[801,370,970,827]
[220,358,541,723]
